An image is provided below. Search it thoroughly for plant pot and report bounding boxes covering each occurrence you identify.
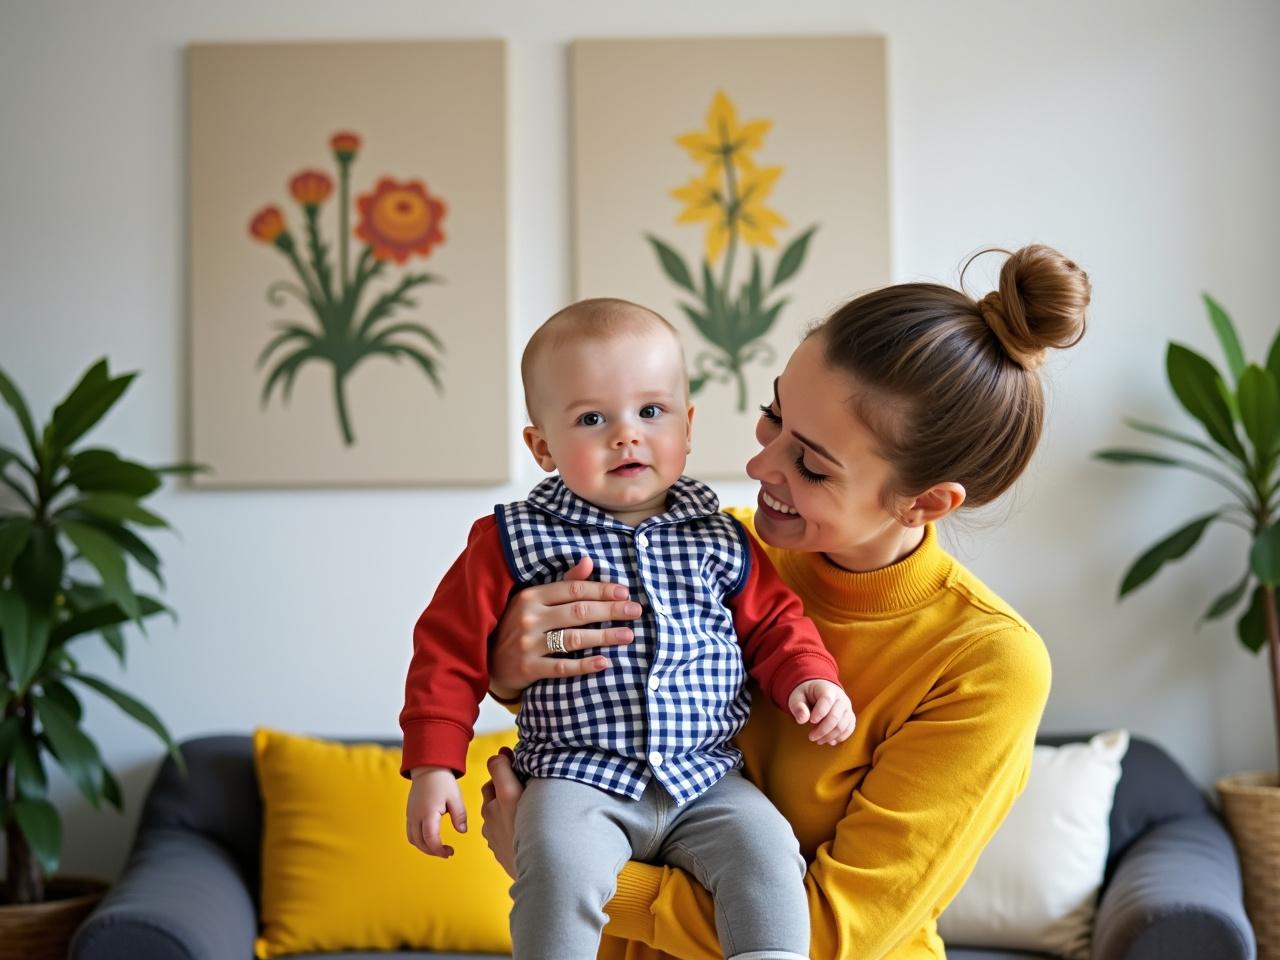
[0,876,108,960]
[1218,772,1280,960]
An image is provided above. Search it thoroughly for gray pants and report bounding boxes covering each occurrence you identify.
[510,770,809,960]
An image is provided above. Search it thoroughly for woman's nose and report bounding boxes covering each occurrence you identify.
[746,439,781,482]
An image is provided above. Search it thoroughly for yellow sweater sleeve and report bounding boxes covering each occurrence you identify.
[604,626,1051,959]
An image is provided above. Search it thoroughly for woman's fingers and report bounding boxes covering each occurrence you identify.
[489,748,524,805]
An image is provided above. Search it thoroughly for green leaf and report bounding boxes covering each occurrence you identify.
[1251,522,1280,588]
[1238,364,1280,459]
[41,678,82,722]
[1201,571,1252,625]
[1119,513,1219,597]
[771,225,818,289]
[61,520,139,619]
[13,798,61,875]
[11,524,64,610]
[13,735,47,798]
[1166,343,1246,459]
[75,517,163,588]
[646,235,696,293]
[152,461,208,478]
[1236,586,1276,653]
[35,694,104,808]
[101,764,123,811]
[1122,418,1238,467]
[1095,449,1182,467]
[0,364,40,459]
[0,518,33,581]
[0,716,20,767]
[50,595,169,646]
[1268,327,1280,386]
[48,360,136,456]
[65,449,162,498]
[60,493,168,529]
[1203,294,1246,383]
[0,591,48,690]
[69,673,184,774]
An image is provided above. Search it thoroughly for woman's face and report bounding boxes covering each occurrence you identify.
[746,333,909,569]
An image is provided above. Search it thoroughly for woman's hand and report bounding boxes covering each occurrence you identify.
[479,747,523,879]
[489,556,641,698]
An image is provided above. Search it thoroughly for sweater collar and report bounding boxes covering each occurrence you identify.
[526,475,720,529]
[779,522,955,616]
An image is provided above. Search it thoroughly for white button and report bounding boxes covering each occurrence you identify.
[648,752,664,767]
[652,599,667,615]
[647,675,660,691]
[637,533,649,548]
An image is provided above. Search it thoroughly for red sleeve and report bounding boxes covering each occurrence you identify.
[727,529,841,711]
[399,514,516,779]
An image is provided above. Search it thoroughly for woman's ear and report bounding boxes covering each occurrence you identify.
[522,425,557,472]
[898,482,966,526]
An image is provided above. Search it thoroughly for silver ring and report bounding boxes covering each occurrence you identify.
[545,628,566,654]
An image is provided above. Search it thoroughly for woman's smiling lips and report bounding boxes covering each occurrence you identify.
[759,488,802,520]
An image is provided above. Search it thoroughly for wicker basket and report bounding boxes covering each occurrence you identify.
[1218,772,1280,960]
[0,876,107,960]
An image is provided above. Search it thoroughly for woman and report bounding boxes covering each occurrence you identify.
[481,243,1090,959]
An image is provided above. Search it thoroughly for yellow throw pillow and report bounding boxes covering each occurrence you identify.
[253,727,517,958]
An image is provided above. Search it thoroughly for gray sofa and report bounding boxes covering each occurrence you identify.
[71,734,1255,960]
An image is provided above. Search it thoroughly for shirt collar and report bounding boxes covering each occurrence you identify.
[526,475,721,529]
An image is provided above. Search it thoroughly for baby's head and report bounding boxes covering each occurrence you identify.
[521,298,693,520]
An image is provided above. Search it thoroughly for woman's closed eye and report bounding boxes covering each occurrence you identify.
[758,402,782,425]
[794,453,829,484]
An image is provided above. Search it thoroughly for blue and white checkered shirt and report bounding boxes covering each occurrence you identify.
[498,475,754,806]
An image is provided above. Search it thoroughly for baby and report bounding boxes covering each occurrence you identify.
[401,298,855,959]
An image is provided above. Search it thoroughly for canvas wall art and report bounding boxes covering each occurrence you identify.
[572,37,889,479]
[189,40,508,487]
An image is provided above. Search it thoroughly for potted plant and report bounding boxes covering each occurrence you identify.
[1096,294,1280,959]
[0,359,198,959]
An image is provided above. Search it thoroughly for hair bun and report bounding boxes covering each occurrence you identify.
[976,244,1090,371]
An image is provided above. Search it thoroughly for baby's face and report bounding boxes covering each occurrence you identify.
[524,329,692,519]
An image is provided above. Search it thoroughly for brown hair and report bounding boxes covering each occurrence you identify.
[815,244,1090,508]
[520,297,685,422]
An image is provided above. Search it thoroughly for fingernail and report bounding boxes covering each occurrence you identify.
[612,585,628,600]
[624,603,641,616]
[594,657,610,670]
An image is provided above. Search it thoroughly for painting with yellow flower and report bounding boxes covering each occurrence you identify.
[572,37,889,479]
[189,41,508,487]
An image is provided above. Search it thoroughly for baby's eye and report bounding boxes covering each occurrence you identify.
[578,412,604,427]
[639,404,662,419]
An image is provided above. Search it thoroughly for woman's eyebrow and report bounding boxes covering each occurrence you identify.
[775,377,844,468]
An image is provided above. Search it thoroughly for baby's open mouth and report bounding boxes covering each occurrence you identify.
[609,463,648,476]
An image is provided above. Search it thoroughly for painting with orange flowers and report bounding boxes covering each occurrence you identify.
[188,41,508,487]
[571,37,889,479]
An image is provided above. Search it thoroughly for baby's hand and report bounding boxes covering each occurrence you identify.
[788,679,856,746]
[406,766,467,858]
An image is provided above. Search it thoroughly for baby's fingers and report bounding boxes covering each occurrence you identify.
[808,700,846,743]
[421,812,454,858]
[446,795,468,835]
[807,693,835,726]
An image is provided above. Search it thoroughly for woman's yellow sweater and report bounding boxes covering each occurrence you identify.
[599,514,1051,960]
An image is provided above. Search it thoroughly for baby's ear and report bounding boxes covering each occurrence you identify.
[685,403,695,453]
[522,425,557,472]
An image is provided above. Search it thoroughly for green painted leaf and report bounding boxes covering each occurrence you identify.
[1236,586,1276,653]
[61,520,139,619]
[646,235,696,293]
[0,517,33,580]
[771,225,818,289]
[13,798,60,875]
[70,673,184,773]
[1166,343,1246,459]
[35,695,104,808]
[49,360,136,456]
[1251,522,1280,588]
[679,303,719,347]
[1201,571,1252,625]
[1203,294,1246,382]
[60,493,168,529]
[1238,364,1280,459]
[0,364,40,458]
[1119,513,1219,597]
[65,449,161,498]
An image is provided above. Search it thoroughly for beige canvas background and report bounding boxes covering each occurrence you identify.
[189,40,508,487]
[572,36,889,479]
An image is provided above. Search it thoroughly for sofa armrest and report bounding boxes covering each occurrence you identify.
[71,827,257,960]
[1092,812,1255,960]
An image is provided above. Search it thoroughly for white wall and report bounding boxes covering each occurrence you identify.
[2,0,1277,882]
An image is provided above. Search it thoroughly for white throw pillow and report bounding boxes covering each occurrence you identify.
[937,730,1130,960]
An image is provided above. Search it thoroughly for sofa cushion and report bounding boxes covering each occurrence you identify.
[253,727,517,958]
